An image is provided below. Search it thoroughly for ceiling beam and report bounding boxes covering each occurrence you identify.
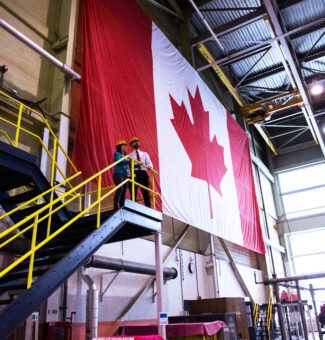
[263,0,325,156]
[235,48,325,87]
[191,9,267,46]
[143,0,183,18]
[196,17,325,70]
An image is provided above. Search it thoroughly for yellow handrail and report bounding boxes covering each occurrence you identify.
[253,303,259,326]
[0,154,159,288]
[0,129,14,146]
[0,90,78,186]
[0,90,159,288]
[266,290,273,340]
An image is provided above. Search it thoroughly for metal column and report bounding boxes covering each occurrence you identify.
[272,276,288,339]
[209,235,219,298]
[310,284,323,340]
[295,281,309,339]
[155,232,166,339]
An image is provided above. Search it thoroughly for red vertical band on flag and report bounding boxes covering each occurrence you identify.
[227,114,266,254]
[73,0,161,209]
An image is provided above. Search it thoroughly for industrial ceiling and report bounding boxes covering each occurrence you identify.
[146,0,325,156]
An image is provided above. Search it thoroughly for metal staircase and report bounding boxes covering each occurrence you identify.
[0,91,160,338]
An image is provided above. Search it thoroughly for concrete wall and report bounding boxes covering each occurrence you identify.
[0,0,59,107]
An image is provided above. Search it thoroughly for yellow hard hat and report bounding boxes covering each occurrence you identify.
[116,139,127,146]
[129,136,140,144]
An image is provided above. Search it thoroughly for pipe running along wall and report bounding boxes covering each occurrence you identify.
[85,255,178,280]
[0,19,81,81]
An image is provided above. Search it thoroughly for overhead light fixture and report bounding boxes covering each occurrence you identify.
[310,82,324,96]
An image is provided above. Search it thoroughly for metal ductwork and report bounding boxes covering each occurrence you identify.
[80,268,98,340]
[85,255,178,280]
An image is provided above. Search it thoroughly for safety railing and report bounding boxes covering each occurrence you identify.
[253,303,259,326]
[266,291,273,340]
[0,155,159,289]
[0,90,78,189]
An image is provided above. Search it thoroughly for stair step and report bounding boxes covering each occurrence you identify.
[0,278,27,293]
[10,204,48,221]
[0,175,32,192]
[0,189,40,205]
[1,269,47,282]
[15,255,63,271]
[36,244,74,257]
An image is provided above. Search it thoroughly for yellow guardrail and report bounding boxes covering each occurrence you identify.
[253,303,259,326]
[266,290,273,340]
[0,154,159,289]
[0,90,78,187]
[0,89,159,289]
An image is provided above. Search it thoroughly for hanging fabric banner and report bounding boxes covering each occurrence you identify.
[73,0,266,254]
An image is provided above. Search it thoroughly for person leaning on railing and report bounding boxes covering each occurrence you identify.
[129,137,153,208]
[113,140,129,210]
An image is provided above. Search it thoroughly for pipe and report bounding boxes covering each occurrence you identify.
[60,281,68,322]
[85,255,178,280]
[188,0,225,52]
[80,268,98,340]
[263,272,325,285]
[0,19,81,81]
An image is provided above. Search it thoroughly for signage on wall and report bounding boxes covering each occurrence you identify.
[159,312,168,325]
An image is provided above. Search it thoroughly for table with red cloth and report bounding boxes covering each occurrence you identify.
[94,336,162,340]
[120,321,226,338]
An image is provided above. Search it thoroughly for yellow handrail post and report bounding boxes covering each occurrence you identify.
[131,158,135,202]
[96,174,102,228]
[14,103,23,147]
[47,138,58,237]
[152,172,156,209]
[27,204,40,288]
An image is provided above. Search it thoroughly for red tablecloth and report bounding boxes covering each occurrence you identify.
[121,321,226,337]
[94,336,162,340]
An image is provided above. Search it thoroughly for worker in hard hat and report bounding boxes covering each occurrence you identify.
[113,140,129,210]
[129,137,153,208]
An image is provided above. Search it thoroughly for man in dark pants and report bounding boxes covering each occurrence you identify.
[129,137,153,208]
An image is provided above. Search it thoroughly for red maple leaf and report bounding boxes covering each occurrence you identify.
[170,87,227,198]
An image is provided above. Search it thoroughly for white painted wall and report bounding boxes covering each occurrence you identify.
[44,237,267,324]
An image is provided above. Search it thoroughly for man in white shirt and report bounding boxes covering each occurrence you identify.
[129,137,153,208]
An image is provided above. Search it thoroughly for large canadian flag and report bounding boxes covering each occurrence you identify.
[73,0,266,254]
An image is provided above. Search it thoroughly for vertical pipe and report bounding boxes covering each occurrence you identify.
[296,281,309,339]
[61,281,68,322]
[209,234,219,298]
[273,278,287,339]
[310,284,322,340]
[81,268,98,340]
[155,232,166,339]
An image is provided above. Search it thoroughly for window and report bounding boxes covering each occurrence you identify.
[278,163,325,219]
[285,228,325,304]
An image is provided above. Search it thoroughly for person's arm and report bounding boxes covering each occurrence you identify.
[144,152,153,169]
[114,152,127,165]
